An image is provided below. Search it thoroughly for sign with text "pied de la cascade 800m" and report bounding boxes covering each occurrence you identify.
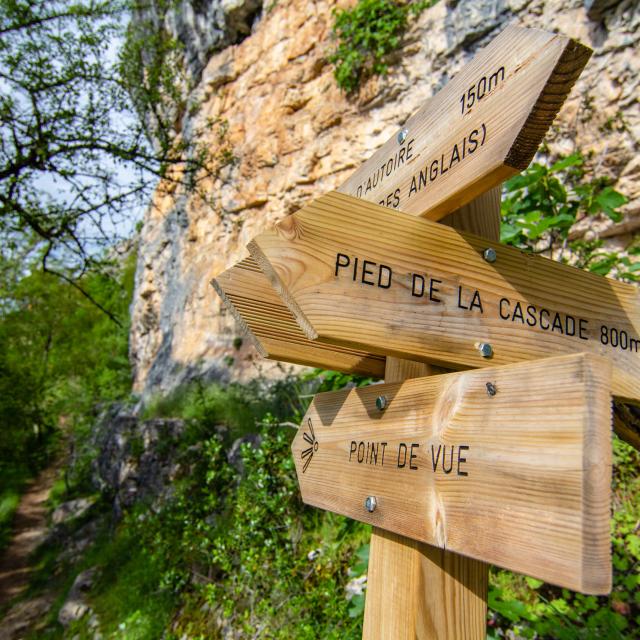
[249,192,640,403]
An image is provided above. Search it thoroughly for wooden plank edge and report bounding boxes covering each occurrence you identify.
[261,336,385,378]
[505,36,592,171]
[212,269,386,378]
[247,237,319,341]
[210,276,269,358]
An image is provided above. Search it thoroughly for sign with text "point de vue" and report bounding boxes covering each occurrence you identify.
[249,192,640,403]
[293,354,612,595]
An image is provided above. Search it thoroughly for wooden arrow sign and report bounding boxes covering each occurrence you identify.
[293,354,612,594]
[338,25,591,220]
[211,190,499,379]
[211,256,385,377]
[249,192,640,403]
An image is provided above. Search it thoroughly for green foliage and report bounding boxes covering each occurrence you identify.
[0,0,214,285]
[0,466,26,553]
[24,371,369,637]
[330,0,436,93]
[142,375,310,442]
[501,152,637,280]
[0,249,135,497]
[346,543,369,618]
[44,377,370,638]
[302,367,376,393]
[78,525,177,639]
[200,427,368,638]
[118,0,187,151]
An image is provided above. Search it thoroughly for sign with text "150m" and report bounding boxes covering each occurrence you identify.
[337,25,591,220]
[293,354,612,595]
[248,192,640,403]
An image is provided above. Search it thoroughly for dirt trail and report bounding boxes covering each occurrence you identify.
[0,465,58,606]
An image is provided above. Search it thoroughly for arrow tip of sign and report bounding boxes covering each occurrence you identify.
[247,238,320,341]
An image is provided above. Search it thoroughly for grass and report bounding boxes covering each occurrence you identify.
[0,491,20,550]
[76,525,177,639]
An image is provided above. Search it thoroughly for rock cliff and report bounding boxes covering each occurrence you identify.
[130,0,639,397]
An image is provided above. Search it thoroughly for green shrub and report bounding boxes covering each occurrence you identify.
[141,376,311,445]
[501,151,637,280]
[45,373,369,638]
[330,0,436,93]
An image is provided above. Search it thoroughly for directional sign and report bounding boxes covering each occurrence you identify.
[293,354,612,594]
[211,189,499,379]
[338,25,591,220]
[249,192,640,404]
[211,256,385,377]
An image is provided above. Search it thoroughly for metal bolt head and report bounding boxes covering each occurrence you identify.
[478,343,493,358]
[397,128,408,144]
[483,247,497,263]
[365,496,378,513]
[375,395,388,411]
[486,382,497,397]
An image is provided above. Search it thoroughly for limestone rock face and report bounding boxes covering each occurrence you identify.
[130,0,640,397]
[51,497,97,526]
[57,568,98,628]
[138,0,263,82]
[167,0,263,80]
[90,405,186,516]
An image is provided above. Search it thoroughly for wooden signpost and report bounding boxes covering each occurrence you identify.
[208,23,626,640]
[293,353,612,595]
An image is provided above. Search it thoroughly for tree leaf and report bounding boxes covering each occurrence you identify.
[549,153,583,173]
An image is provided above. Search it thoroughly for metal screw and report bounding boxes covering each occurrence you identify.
[483,247,497,263]
[365,496,378,513]
[397,128,408,144]
[376,395,388,411]
[486,382,497,397]
[478,343,493,358]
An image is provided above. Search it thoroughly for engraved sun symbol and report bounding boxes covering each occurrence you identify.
[301,418,319,473]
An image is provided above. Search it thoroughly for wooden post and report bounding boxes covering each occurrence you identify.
[362,188,500,639]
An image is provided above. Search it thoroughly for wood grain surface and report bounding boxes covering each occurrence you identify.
[249,192,640,403]
[338,25,591,220]
[210,188,501,380]
[362,193,501,639]
[293,354,612,594]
